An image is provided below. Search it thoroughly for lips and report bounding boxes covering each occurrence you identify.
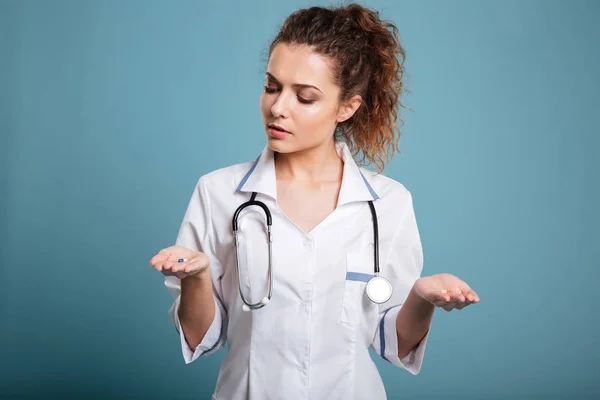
[268,124,290,133]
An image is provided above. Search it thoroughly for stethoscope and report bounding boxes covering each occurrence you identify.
[232,192,393,311]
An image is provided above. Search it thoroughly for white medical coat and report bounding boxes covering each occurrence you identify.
[165,141,428,400]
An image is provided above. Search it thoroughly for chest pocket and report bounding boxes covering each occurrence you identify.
[340,250,378,325]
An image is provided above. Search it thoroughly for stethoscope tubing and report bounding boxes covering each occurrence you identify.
[233,192,274,310]
[232,192,388,310]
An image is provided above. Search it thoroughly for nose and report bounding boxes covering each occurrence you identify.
[270,91,291,118]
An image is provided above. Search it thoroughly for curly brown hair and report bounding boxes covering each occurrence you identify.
[268,3,408,173]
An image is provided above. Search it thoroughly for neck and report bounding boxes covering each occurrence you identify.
[274,140,343,183]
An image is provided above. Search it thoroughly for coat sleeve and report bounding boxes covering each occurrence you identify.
[164,176,228,364]
[370,190,428,374]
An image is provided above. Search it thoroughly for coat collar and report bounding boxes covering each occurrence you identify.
[236,141,379,206]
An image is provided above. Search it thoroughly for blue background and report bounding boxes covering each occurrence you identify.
[1,0,599,398]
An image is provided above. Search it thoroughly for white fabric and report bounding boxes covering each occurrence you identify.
[165,141,428,400]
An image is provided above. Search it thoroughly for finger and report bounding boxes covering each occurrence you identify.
[155,256,170,271]
[441,287,462,294]
[454,292,477,307]
[440,289,463,302]
[442,302,457,312]
[455,300,473,310]
[163,254,179,269]
[150,253,168,266]
[160,264,185,277]
[445,291,466,302]
[433,299,448,307]
[155,248,174,269]
[435,299,458,310]
[457,281,472,292]
[183,259,209,274]
[159,248,173,258]
[446,287,479,303]
[462,292,474,302]
[162,269,186,279]
[429,294,450,304]
[157,260,172,272]
[436,290,452,302]
[441,289,466,301]
[464,290,480,303]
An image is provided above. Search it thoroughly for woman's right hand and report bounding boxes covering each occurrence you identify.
[149,245,210,280]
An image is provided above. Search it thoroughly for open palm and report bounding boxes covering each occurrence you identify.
[413,273,480,312]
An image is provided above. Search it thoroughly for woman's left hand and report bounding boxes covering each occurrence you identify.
[413,273,480,312]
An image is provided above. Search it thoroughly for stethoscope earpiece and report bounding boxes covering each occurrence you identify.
[241,297,270,311]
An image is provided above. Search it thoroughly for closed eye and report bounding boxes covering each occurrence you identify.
[263,86,315,105]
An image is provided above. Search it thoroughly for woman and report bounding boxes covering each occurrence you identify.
[150,3,479,399]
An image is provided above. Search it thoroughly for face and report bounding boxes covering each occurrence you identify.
[260,43,361,154]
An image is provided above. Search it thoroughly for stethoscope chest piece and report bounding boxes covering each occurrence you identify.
[366,275,393,304]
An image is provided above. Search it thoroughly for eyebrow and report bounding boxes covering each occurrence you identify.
[265,72,322,93]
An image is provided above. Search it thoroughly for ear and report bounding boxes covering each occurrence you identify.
[336,95,362,123]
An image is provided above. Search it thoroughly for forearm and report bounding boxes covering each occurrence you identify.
[178,271,216,350]
[395,284,434,358]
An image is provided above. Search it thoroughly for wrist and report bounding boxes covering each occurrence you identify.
[183,268,211,283]
[410,280,434,308]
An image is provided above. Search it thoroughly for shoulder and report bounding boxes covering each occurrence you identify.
[359,167,414,205]
[192,159,256,197]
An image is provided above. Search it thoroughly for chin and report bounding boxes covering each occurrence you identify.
[266,137,294,154]
[265,131,295,152]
